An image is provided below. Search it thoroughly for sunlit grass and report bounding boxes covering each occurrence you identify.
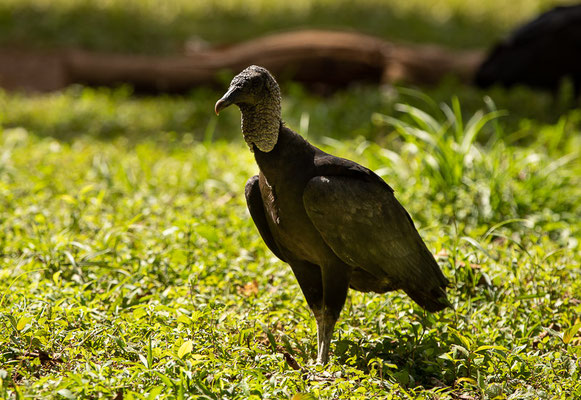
[0,86,580,398]
[2,82,581,145]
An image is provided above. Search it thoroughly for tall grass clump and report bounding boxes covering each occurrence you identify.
[370,96,580,235]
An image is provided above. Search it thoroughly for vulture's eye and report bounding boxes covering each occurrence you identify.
[249,77,262,89]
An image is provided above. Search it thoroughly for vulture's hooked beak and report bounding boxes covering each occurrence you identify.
[215,86,240,115]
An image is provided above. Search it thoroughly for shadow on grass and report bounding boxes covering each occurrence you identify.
[334,319,456,389]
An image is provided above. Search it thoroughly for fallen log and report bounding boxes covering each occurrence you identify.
[0,30,484,93]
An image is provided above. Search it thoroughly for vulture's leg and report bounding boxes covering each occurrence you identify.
[316,262,351,364]
[288,260,324,316]
[288,260,326,360]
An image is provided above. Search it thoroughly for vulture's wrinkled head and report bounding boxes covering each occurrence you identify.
[215,65,280,114]
[215,65,282,152]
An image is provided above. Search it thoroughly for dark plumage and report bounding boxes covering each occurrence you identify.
[215,65,449,364]
[475,5,581,93]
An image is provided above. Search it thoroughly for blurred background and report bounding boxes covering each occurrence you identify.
[0,0,580,144]
[0,0,574,52]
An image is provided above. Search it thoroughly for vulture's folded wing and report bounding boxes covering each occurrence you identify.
[245,175,287,262]
[303,175,449,311]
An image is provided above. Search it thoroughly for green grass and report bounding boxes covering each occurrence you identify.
[0,0,578,53]
[1,85,580,398]
[2,82,580,145]
[1,1,581,397]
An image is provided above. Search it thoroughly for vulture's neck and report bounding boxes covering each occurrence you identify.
[239,97,281,153]
[253,125,316,183]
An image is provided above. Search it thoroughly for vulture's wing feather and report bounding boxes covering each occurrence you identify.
[303,175,449,311]
[245,175,287,262]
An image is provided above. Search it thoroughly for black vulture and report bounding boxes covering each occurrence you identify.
[215,65,450,364]
[475,5,581,93]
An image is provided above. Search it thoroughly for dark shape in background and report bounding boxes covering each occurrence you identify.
[475,5,581,93]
